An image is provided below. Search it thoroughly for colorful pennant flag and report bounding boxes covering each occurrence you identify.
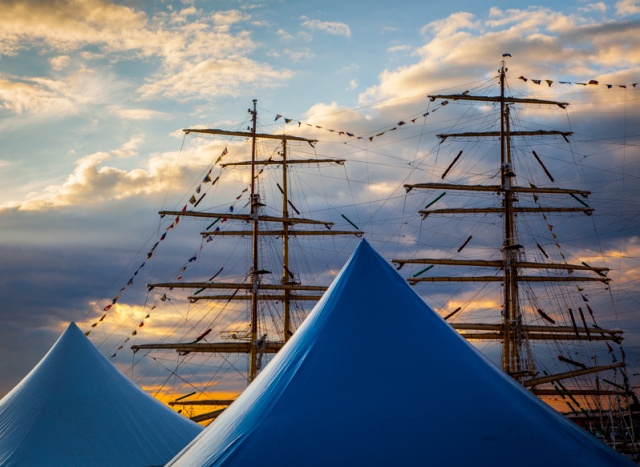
[518,75,637,89]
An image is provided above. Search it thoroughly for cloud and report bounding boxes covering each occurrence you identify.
[0,67,134,117]
[334,63,360,76]
[8,133,238,212]
[381,26,399,34]
[211,9,251,26]
[616,0,640,15]
[280,48,315,62]
[301,17,351,38]
[579,2,607,14]
[0,0,149,55]
[368,182,397,195]
[0,1,292,104]
[111,135,144,158]
[0,77,75,114]
[169,6,198,24]
[359,7,640,105]
[113,108,170,121]
[15,136,162,210]
[138,56,294,100]
[49,55,72,70]
[276,28,294,41]
[420,11,477,38]
[387,44,412,53]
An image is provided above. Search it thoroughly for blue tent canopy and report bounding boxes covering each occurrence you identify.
[0,322,202,466]
[169,239,632,466]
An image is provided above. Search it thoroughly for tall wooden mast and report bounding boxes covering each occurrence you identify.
[133,101,362,391]
[249,99,260,381]
[281,139,292,343]
[393,60,622,389]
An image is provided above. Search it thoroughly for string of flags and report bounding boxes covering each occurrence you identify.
[109,312,152,358]
[117,152,285,354]
[110,147,271,350]
[93,144,271,358]
[528,183,620,359]
[518,75,638,89]
[273,74,636,145]
[111,249,205,358]
[273,100,449,144]
[273,70,636,145]
[85,147,228,338]
[205,154,280,237]
[109,248,203,359]
[516,165,624,372]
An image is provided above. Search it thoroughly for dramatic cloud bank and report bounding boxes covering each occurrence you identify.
[0,1,638,410]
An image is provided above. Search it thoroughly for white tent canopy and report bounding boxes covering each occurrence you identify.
[0,322,202,466]
[168,239,632,466]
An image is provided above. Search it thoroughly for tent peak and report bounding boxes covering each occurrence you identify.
[0,320,202,466]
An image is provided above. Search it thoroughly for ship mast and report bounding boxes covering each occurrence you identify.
[499,64,518,375]
[249,99,260,381]
[133,101,362,402]
[393,59,623,389]
[281,139,292,342]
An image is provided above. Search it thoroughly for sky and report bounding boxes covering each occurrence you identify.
[1,0,640,408]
